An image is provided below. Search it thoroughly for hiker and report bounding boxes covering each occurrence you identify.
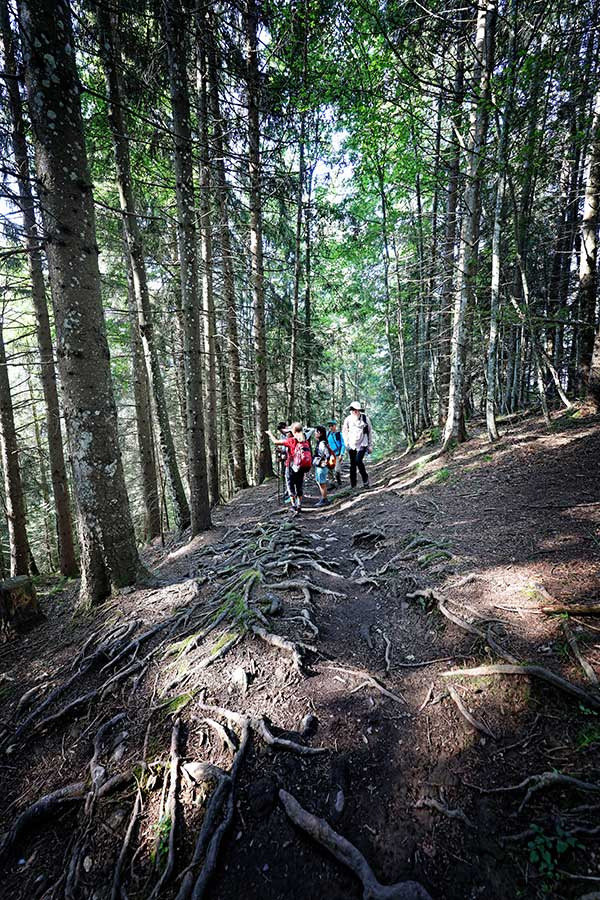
[342,401,373,489]
[276,421,293,503]
[326,419,345,487]
[313,425,331,506]
[266,422,311,514]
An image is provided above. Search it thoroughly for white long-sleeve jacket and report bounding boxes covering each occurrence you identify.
[342,413,372,452]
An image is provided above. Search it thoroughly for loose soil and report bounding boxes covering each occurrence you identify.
[1,409,599,900]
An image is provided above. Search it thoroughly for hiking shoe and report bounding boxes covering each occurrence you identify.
[362,480,370,489]
[316,498,329,507]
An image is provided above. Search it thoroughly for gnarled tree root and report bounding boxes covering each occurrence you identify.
[441,663,600,710]
[279,789,432,900]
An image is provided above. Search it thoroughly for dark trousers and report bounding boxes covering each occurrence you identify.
[349,448,368,487]
[289,467,305,498]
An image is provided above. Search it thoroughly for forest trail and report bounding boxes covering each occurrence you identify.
[1,411,599,900]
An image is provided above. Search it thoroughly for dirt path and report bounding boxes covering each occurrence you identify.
[1,411,599,900]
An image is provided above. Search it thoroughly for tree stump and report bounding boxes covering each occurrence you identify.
[0,576,41,633]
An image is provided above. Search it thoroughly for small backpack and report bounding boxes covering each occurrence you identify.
[293,439,312,471]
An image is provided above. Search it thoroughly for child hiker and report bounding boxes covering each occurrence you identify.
[326,419,345,487]
[266,422,311,514]
[313,425,331,506]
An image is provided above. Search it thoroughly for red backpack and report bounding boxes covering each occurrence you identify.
[292,439,312,471]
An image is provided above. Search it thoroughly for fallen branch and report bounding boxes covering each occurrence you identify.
[279,789,432,900]
[542,604,600,616]
[447,685,495,739]
[441,663,600,710]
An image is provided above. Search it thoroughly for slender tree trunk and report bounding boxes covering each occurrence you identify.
[195,3,220,505]
[19,0,141,605]
[438,31,464,427]
[0,320,32,576]
[206,15,248,489]
[443,0,497,448]
[28,377,55,569]
[124,249,161,540]
[245,0,273,483]
[97,4,190,530]
[163,0,211,534]
[304,159,315,422]
[579,88,600,391]
[288,112,306,422]
[1,0,77,576]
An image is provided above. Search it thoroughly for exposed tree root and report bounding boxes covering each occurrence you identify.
[148,717,181,899]
[447,685,495,739]
[195,702,326,755]
[279,789,432,900]
[251,623,305,673]
[110,785,143,900]
[415,797,475,829]
[325,665,408,706]
[0,772,132,864]
[479,771,600,814]
[441,663,600,710]
[185,720,250,900]
[562,621,599,686]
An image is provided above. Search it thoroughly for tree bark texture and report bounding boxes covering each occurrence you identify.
[124,247,162,540]
[97,3,190,531]
[206,14,248,489]
[0,321,32,577]
[245,0,273,483]
[195,3,220,505]
[443,0,497,448]
[579,88,600,389]
[163,0,211,534]
[0,0,77,576]
[19,0,141,604]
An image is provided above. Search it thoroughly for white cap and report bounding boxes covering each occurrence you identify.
[349,401,363,411]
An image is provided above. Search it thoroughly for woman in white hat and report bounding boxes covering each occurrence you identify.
[342,402,373,489]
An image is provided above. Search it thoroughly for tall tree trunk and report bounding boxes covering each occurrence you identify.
[19,0,141,605]
[245,0,273,483]
[97,3,190,530]
[288,112,306,422]
[124,248,161,540]
[438,29,464,427]
[579,88,600,391]
[443,0,497,448]
[195,2,219,505]
[163,0,211,534]
[0,320,32,576]
[1,0,77,576]
[303,159,315,422]
[28,376,55,569]
[206,13,248,489]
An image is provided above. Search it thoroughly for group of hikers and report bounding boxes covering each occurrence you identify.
[266,401,373,514]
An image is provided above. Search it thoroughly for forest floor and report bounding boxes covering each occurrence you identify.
[1,408,600,900]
